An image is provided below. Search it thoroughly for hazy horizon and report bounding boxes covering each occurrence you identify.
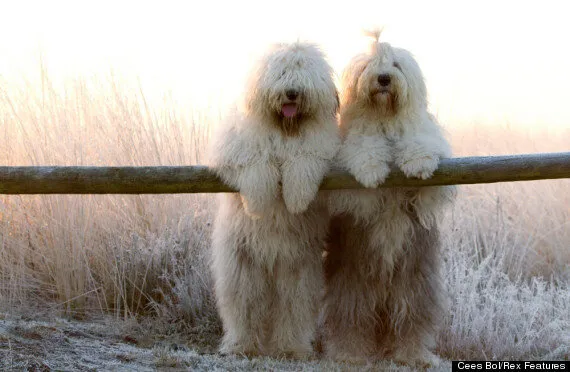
[2,0,570,131]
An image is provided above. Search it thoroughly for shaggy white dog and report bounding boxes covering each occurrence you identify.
[209,42,339,358]
[322,32,455,366]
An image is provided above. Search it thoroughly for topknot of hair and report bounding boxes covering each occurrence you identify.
[363,28,383,55]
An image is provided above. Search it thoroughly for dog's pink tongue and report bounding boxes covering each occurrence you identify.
[282,103,298,118]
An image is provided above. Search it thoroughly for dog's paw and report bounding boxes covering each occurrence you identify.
[398,155,439,179]
[392,349,441,368]
[240,194,269,219]
[220,340,263,357]
[283,181,318,214]
[284,196,312,215]
[353,162,391,188]
[236,164,280,217]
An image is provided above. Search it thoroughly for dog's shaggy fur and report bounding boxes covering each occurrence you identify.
[322,33,455,366]
[209,42,340,358]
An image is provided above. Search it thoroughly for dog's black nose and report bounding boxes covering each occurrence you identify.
[286,89,299,100]
[378,74,391,87]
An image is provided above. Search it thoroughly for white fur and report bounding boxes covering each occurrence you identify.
[323,35,455,367]
[209,42,340,358]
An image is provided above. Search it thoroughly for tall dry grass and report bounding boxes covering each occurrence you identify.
[0,70,569,359]
[0,72,217,325]
[438,122,570,359]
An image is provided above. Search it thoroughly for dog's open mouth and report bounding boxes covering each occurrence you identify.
[281,103,298,118]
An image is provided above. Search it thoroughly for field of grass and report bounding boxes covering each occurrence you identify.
[0,72,569,370]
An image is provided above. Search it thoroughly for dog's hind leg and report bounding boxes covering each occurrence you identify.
[267,248,323,359]
[212,227,272,356]
[383,221,443,367]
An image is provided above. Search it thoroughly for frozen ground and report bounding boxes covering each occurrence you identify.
[0,315,452,371]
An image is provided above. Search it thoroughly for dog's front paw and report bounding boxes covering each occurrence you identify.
[284,196,312,215]
[239,183,277,219]
[398,155,439,179]
[240,195,265,219]
[353,162,390,188]
[236,163,280,218]
[283,181,318,214]
[281,157,326,215]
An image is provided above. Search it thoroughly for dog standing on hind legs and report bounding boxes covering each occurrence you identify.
[322,31,455,367]
[209,42,340,358]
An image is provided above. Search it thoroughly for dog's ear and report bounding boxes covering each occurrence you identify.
[341,54,369,105]
[393,47,427,106]
[334,90,340,115]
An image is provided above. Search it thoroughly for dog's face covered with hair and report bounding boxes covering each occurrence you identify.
[245,43,339,135]
[341,41,427,118]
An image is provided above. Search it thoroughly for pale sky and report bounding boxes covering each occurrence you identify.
[1,0,570,129]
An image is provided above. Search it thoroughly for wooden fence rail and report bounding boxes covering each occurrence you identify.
[0,152,569,194]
